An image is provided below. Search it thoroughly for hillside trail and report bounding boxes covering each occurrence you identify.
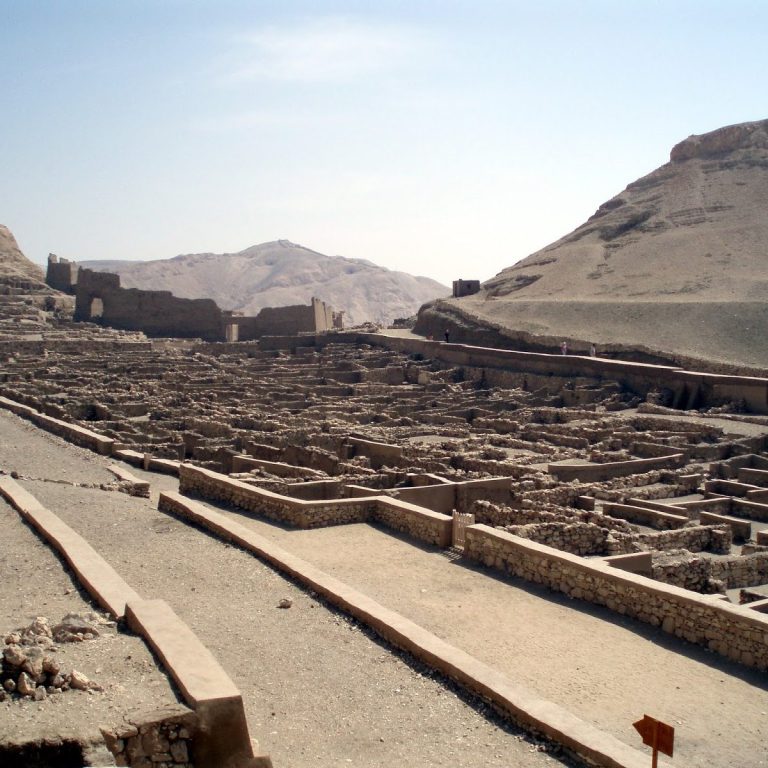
[2,409,768,767]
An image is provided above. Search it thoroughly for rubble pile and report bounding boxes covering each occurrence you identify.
[1,614,106,702]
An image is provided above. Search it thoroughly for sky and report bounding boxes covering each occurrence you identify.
[1,1,766,287]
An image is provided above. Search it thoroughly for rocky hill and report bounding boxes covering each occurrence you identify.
[416,119,768,373]
[82,240,449,327]
[0,225,53,295]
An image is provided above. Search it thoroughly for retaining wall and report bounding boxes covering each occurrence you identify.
[463,524,768,670]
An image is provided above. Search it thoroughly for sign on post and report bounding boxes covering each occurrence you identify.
[633,714,674,767]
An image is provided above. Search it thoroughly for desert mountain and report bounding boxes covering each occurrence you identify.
[417,119,768,372]
[81,240,449,327]
[0,225,53,295]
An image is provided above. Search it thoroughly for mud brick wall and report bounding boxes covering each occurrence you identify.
[464,524,768,670]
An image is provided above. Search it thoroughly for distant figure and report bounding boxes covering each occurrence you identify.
[560,341,567,355]
[590,343,596,357]
[444,329,450,343]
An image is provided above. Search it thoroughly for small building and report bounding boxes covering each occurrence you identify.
[453,279,481,298]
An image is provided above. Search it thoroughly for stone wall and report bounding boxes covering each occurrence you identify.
[176,464,451,547]
[463,524,768,670]
[548,453,686,482]
[652,549,768,592]
[74,269,224,341]
[101,705,197,767]
[0,395,115,455]
[637,524,732,554]
[503,521,609,556]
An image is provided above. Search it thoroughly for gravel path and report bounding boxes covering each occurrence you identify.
[0,411,567,768]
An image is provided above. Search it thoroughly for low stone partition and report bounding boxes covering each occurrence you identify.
[699,511,752,542]
[0,395,114,455]
[704,479,763,497]
[602,502,688,530]
[636,525,732,555]
[107,464,150,498]
[177,464,452,547]
[371,498,452,547]
[739,467,768,487]
[603,552,653,576]
[232,454,325,479]
[732,498,768,522]
[392,476,517,515]
[548,453,685,482]
[463,524,768,670]
[345,436,404,469]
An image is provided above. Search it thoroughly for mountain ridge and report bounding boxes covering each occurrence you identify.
[82,239,448,326]
[416,118,768,372]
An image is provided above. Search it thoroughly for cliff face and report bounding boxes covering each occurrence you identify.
[417,119,768,373]
[82,240,449,327]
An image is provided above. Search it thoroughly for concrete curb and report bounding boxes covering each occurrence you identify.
[0,474,140,617]
[126,599,271,768]
[159,490,663,768]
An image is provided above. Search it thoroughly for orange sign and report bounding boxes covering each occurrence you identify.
[633,714,675,759]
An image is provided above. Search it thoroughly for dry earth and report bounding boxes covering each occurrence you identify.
[418,119,768,371]
[0,411,568,768]
[3,409,768,766]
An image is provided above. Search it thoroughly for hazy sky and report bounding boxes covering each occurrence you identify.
[2,1,766,286]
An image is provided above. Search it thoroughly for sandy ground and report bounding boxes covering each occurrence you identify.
[0,493,181,748]
[3,408,768,767]
[0,411,566,768]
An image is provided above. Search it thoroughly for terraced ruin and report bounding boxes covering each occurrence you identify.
[2,221,768,767]
[2,316,768,766]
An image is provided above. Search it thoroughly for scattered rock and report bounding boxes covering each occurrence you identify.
[16,671,35,696]
[69,669,90,690]
[277,598,293,609]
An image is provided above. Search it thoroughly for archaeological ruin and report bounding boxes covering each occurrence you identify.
[3,181,768,768]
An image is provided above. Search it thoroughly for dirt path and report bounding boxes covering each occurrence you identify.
[0,411,567,768]
[205,513,768,768]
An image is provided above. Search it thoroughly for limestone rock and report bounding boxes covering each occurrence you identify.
[69,669,90,690]
[16,671,35,696]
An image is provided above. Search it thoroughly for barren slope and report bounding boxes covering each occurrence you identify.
[417,119,768,371]
[0,224,52,294]
[83,240,448,327]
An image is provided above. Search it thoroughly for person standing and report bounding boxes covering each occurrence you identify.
[560,341,568,355]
